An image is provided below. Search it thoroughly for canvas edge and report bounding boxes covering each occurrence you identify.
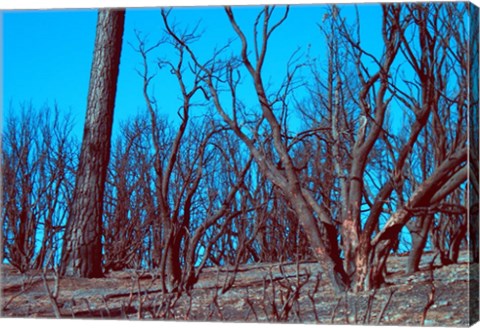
[469,1,480,326]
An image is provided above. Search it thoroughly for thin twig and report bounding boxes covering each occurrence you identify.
[344,292,350,324]
[376,288,396,324]
[41,264,61,319]
[82,298,93,316]
[101,296,112,318]
[244,291,259,321]
[421,254,438,325]
[307,292,320,323]
[363,288,377,324]
[331,296,343,323]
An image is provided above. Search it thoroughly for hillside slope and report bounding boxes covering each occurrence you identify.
[1,251,477,326]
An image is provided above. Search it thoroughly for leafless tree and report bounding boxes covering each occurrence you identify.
[2,104,76,272]
[60,9,125,277]
[103,115,153,271]
[302,3,469,290]
[183,3,468,292]
[128,26,257,292]
[354,3,468,287]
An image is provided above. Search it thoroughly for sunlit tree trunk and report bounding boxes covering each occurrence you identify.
[60,9,125,278]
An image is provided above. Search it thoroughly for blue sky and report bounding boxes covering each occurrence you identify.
[3,4,382,140]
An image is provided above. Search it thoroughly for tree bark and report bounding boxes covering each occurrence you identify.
[406,215,433,274]
[60,9,125,278]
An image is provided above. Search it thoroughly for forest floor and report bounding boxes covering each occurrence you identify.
[1,251,478,326]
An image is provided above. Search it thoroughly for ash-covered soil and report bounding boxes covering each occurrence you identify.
[1,251,477,326]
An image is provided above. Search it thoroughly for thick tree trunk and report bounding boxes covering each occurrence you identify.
[448,218,467,263]
[151,218,163,268]
[290,192,350,293]
[60,9,125,278]
[354,239,392,291]
[164,229,183,291]
[406,215,433,274]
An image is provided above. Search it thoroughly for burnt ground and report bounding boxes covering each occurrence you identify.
[1,251,478,326]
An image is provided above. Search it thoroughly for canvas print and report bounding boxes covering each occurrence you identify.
[1,1,479,326]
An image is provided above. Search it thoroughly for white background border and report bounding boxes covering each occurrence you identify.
[1,1,479,328]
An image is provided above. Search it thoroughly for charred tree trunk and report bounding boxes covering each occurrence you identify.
[60,9,125,278]
[165,229,183,290]
[448,219,467,263]
[406,215,434,274]
[151,218,163,268]
[290,191,350,293]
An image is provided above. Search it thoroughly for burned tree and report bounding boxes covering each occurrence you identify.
[103,115,153,272]
[159,5,352,292]
[308,3,469,290]
[60,9,125,278]
[2,105,76,272]
[197,3,468,292]
[127,26,256,292]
